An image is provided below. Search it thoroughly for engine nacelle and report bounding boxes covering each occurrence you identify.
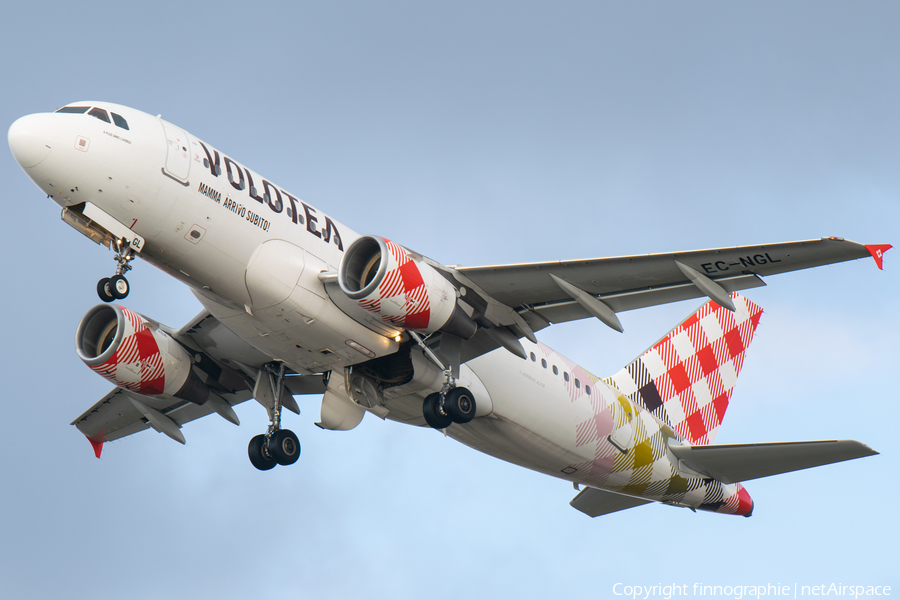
[331,236,477,339]
[75,304,209,403]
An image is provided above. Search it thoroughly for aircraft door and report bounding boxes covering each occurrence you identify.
[160,118,191,183]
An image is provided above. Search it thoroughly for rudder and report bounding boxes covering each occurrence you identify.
[606,293,763,445]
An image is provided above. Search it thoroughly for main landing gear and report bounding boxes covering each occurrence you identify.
[423,386,476,430]
[248,362,302,471]
[248,429,300,471]
[406,330,478,431]
[97,237,135,302]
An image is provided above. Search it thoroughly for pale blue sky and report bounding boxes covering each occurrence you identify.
[1,2,897,598]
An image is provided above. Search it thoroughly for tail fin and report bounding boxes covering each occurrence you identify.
[606,293,763,445]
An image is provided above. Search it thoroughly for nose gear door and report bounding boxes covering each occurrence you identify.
[160,118,191,183]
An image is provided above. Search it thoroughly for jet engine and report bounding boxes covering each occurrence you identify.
[75,304,211,403]
[329,236,477,339]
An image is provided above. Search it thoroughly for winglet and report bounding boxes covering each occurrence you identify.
[865,244,892,270]
[87,436,104,459]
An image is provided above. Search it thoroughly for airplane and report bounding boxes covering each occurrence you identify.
[8,101,891,518]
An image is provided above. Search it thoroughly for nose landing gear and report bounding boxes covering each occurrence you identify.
[248,362,302,471]
[97,237,135,302]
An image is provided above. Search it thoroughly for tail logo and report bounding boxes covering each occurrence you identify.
[609,294,763,445]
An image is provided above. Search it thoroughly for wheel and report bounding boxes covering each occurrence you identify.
[248,434,277,471]
[109,274,130,299]
[268,429,301,466]
[444,387,477,424]
[97,278,114,302]
[422,392,453,430]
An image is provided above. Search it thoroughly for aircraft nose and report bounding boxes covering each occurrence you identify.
[8,113,57,169]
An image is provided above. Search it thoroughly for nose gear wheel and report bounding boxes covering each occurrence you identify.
[97,237,135,302]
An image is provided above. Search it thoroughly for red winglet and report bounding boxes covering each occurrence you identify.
[87,436,104,459]
[865,244,892,270]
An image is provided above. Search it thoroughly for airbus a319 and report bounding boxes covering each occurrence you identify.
[9,102,890,517]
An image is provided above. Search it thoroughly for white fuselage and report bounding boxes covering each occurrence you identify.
[10,102,742,513]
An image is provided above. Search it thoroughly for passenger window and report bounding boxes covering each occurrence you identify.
[56,106,90,114]
[111,113,129,130]
[585,385,591,395]
[541,359,547,369]
[552,365,558,375]
[530,352,536,362]
[564,372,570,382]
[575,379,581,389]
[88,107,110,123]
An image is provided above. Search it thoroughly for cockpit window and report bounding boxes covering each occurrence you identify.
[111,112,129,130]
[88,107,110,123]
[56,106,90,114]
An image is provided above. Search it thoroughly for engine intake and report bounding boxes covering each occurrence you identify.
[340,236,390,299]
[331,236,476,339]
[75,304,209,403]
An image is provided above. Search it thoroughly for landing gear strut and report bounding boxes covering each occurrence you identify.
[97,237,135,302]
[248,362,301,470]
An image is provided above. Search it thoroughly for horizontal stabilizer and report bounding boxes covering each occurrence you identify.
[668,440,877,484]
[570,487,654,517]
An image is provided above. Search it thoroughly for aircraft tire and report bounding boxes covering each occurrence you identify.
[97,278,114,303]
[269,429,301,466]
[444,387,476,424]
[109,275,130,299]
[248,434,277,471]
[423,393,453,430]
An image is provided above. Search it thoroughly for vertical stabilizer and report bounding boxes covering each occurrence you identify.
[607,293,763,445]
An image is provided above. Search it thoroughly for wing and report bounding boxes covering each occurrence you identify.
[70,385,251,449]
[449,238,888,331]
[414,238,888,369]
[71,309,328,452]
